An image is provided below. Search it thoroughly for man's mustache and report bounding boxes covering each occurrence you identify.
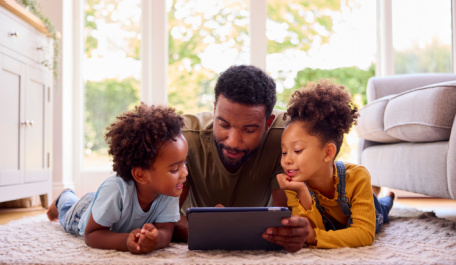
[219,144,247,155]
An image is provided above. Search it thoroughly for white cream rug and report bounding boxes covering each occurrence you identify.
[0,204,455,265]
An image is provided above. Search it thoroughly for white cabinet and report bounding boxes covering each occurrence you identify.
[0,3,52,207]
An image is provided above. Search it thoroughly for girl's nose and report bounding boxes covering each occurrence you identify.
[282,154,293,165]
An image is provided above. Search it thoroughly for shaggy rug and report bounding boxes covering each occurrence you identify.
[0,204,455,265]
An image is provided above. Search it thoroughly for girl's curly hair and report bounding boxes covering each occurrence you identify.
[285,79,359,157]
[105,103,185,182]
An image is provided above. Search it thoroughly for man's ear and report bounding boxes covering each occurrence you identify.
[266,114,276,130]
[131,167,148,184]
[324,143,337,162]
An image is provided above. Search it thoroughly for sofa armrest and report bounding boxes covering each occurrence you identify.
[366,73,456,102]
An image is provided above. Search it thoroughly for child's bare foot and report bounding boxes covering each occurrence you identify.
[46,188,71,222]
[47,200,58,221]
[388,191,395,200]
[372,186,381,197]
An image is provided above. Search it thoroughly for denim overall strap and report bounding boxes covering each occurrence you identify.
[335,161,352,223]
[308,188,338,231]
[308,162,353,231]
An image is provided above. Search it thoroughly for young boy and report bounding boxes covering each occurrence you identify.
[276,80,394,248]
[47,103,188,254]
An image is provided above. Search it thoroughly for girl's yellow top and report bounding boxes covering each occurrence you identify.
[285,162,376,248]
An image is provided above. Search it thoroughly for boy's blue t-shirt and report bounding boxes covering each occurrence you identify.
[78,175,180,236]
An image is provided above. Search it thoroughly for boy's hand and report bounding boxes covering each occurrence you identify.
[126,228,142,254]
[135,223,159,254]
[277,173,306,193]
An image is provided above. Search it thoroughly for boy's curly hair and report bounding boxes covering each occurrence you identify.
[105,103,185,182]
[285,79,359,157]
[215,65,276,118]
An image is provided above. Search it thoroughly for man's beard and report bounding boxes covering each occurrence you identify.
[214,139,259,171]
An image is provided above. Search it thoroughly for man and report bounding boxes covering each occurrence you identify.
[175,65,311,252]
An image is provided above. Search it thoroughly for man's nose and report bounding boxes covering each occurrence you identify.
[225,129,242,149]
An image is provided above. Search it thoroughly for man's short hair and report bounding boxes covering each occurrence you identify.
[214,65,277,118]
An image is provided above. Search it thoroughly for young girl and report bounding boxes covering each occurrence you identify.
[277,80,394,248]
[47,103,188,254]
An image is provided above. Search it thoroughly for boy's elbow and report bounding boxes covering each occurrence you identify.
[83,233,94,247]
[83,230,101,248]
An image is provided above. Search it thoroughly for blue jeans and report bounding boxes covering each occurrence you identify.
[55,190,94,236]
[373,194,394,232]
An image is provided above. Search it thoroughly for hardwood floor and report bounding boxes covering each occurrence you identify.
[0,206,47,225]
[395,197,456,222]
[0,198,455,225]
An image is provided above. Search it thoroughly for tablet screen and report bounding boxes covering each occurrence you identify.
[187,207,291,250]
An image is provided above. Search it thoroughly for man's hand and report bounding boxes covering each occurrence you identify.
[262,216,315,252]
[276,173,307,193]
[173,215,189,242]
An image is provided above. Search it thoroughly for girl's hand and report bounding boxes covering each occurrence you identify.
[135,223,159,254]
[277,173,307,193]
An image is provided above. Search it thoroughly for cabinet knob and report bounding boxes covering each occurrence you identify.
[20,120,35,126]
[9,31,19,38]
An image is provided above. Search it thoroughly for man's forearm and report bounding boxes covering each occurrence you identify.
[172,214,188,242]
[272,189,288,207]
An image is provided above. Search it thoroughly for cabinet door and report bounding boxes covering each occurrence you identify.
[24,64,49,183]
[0,54,25,185]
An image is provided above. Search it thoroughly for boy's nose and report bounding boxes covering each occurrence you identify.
[181,163,188,177]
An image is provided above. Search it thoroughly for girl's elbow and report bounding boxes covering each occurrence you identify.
[364,231,375,246]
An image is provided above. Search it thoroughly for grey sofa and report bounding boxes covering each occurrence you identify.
[355,73,456,200]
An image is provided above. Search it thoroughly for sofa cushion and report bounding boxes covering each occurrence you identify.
[356,95,401,143]
[384,81,456,142]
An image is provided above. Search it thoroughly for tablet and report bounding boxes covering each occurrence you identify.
[186,207,291,250]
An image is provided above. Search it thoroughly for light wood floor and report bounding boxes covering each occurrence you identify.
[396,197,456,222]
[0,198,455,225]
[0,206,47,225]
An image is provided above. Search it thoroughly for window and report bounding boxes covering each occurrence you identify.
[83,0,141,168]
[68,0,455,191]
[392,0,452,74]
[167,0,249,114]
[266,0,376,162]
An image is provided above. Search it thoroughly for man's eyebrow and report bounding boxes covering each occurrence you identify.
[216,116,261,128]
[215,116,228,123]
